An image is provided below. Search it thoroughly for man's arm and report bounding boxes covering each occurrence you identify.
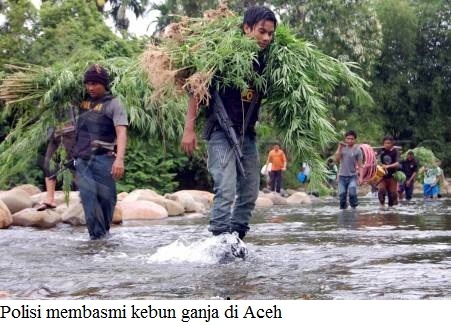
[181,94,199,155]
[112,125,127,179]
[406,164,417,185]
[266,151,272,166]
[383,161,401,169]
[334,143,345,162]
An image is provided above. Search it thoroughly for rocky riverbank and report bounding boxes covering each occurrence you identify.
[2,180,449,230]
[0,184,317,230]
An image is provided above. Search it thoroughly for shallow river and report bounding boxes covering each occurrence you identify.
[1,195,450,299]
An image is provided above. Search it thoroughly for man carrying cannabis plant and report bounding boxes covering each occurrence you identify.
[181,6,277,241]
[74,64,128,240]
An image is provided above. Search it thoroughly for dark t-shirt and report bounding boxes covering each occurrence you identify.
[206,53,267,136]
[216,86,262,135]
[380,148,400,178]
[401,159,418,179]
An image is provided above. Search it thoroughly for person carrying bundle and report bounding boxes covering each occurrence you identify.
[181,6,277,241]
[74,64,128,240]
[398,150,418,201]
[377,136,400,207]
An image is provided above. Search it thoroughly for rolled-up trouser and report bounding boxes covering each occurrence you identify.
[207,130,260,238]
[76,154,116,240]
[378,177,398,206]
[338,175,358,209]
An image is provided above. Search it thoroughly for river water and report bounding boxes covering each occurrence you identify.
[1,195,450,300]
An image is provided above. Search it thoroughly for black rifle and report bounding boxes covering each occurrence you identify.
[48,160,76,180]
[212,91,247,178]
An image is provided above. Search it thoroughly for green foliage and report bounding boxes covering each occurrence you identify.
[273,0,383,77]
[0,0,38,68]
[175,153,212,191]
[404,147,438,167]
[263,24,371,187]
[98,0,150,35]
[393,170,406,183]
[116,137,188,194]
[29,0,141,65]
[147,14,371,189]
[0,56,187,187]
[372,0,418,139]
[1,0,449,192]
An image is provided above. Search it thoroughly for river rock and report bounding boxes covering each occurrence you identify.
[286,189,298,196]
[286,192,312,205]
[121,189,184,216]
[162,199,185,216]
[165,192,203,213]
[255,196,274,208]
[112,204,123,224]
[13,184,41,196]
[61,202,123,226]
[184,212,205,219]
[61,202,85,225]
[55,194,81,215]
[0,199,12,229]
[119,200,168,220]
[31,191,79,207]
[172,190,214,209]
[0,189,32,214]
[264,192,288,205]
[122,189,162,203]
[117,192,128,201]
[139,196,185,216]
[12,208,61,228]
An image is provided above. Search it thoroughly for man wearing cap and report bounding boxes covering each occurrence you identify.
[74,64,128,240]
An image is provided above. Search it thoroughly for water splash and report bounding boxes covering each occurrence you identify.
[148,233,248,264]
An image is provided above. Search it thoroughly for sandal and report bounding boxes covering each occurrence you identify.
[36,202,57,211]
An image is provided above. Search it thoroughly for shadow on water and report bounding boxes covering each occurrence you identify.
[0,196,450,299]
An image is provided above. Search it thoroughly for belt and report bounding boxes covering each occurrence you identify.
[92,148,115,156]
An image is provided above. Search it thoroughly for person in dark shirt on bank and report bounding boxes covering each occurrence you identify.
[378,136,400,207]
[398,150,418,201]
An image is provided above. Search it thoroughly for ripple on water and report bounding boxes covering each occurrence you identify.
[147,233,248,265]
[1,197,450,299]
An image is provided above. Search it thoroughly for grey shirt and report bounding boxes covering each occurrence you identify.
[338,145,363,176]
[103,97,129,126]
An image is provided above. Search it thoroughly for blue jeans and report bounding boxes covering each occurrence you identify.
[76,155,117,240]
[207,130,260,237]
[338,175,358,209]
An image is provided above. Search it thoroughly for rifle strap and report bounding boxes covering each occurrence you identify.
[204,90,260,141]
[241,91,260,137]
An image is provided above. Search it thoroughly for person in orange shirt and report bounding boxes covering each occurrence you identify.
[266,143,287,193]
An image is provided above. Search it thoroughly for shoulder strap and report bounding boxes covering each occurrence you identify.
[241,92,260,135]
